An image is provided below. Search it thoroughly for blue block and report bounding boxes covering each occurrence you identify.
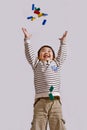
[43,13,48,16]
[42,19,47,25]
[32,4,35,10]
[27,16,33,19]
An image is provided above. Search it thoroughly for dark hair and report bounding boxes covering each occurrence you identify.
[38,45,55,59]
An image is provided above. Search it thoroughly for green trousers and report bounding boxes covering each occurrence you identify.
[30,97,66,130]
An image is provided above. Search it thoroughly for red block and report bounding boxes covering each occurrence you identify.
[34,10,40,14]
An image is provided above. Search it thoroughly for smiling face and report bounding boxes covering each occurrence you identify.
[38,47,54,61]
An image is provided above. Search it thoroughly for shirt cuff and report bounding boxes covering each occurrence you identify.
[60,41,66,45]
[24,38,31,44]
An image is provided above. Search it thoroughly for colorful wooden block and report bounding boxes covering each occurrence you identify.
[34,10,40,14]
[49,86,54,92]
[35,7,40,11]
[27,16,33,19]
[31,17,36,21]
[42,19,47,25]
[42,13,48,16]
[38,13,43,17]
[49,93,54,100]
[32,4,35,10]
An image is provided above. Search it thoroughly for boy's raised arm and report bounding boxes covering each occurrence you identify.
[22,28,36,69]
[56,31,68,67]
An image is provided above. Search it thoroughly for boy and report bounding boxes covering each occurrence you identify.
[22,27,68,130]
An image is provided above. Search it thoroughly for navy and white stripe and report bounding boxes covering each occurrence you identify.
[24,39,67,98]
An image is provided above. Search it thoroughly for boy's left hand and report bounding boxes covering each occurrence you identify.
[59,31,68,43]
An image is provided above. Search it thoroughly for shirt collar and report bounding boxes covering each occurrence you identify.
[40,60,52,65]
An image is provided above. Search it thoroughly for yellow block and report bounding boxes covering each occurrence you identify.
[31,17,36,21]
[38,13,43,17]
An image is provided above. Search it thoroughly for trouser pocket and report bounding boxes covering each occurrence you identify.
[61,118,66,124]
[33,98,41,107]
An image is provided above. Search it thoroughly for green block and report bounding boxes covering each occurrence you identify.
[49,93,54,100]
[35,7,40,11]
[49,86,54,92]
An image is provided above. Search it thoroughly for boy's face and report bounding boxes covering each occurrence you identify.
[38,47,54,61]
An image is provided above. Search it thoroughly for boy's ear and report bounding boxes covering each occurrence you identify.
[38,56,40,60]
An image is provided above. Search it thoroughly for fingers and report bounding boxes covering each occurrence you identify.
[22,27,25,32]
[59,31,68,40]
[22,27,28,36]
[22,27,27,34]
[63,31,68,37]
[22,27,25,35]
[22,27,32,39]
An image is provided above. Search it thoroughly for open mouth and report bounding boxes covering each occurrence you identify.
[44,55,50,58]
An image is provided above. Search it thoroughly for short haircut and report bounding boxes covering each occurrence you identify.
[38,45,55,59]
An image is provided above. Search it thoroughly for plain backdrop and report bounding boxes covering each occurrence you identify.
[0,0,87,130]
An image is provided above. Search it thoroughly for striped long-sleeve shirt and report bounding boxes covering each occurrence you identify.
[24,39,67,99]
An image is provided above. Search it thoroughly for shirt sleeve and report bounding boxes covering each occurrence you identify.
[56,41,67,67]
[24,38,36,69]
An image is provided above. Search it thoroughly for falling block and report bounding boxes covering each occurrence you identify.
[42,19,47,25]
[42,13,48,16]
[35,7,40,11]
[49,93,54,100]
[27,16,33,19]
[38,13,43,17]
[32,4,35,10]
[31,17,36,21]
[34,10,40,14]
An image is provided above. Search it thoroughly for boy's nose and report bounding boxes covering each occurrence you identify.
[45,52,48,54]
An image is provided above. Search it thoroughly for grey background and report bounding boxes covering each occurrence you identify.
[0,0,87,130]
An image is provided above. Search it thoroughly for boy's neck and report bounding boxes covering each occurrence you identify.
[40,60,53,65]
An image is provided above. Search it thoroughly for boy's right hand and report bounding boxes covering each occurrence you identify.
[22,27,32,39]
[59,31,68,44]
